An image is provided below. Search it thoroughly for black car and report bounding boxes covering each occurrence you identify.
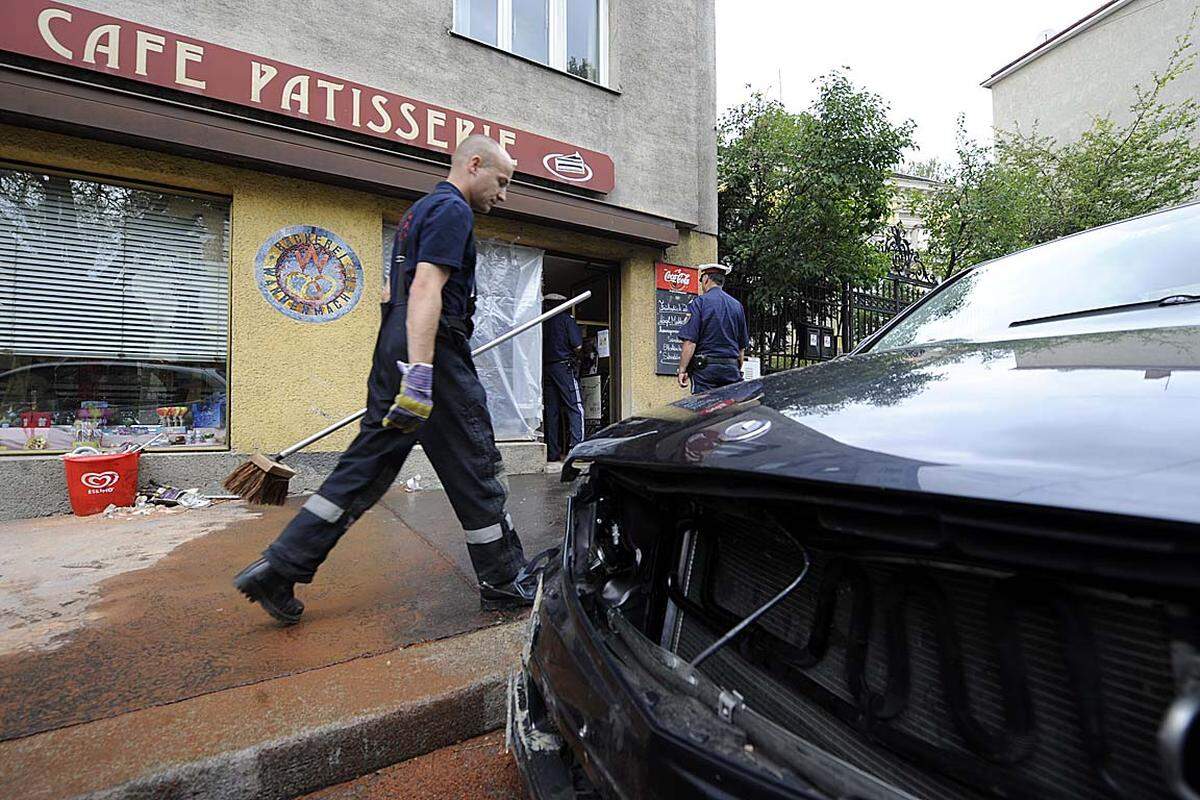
[507,203,1200,800]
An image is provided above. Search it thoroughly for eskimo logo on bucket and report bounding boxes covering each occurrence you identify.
[81,471,120,494]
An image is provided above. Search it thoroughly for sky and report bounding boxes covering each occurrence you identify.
[715,0,1104,166]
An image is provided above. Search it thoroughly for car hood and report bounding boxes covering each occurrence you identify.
[569,325,1200,525]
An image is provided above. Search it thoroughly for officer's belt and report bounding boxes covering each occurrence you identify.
[388,300,472,340]
[697,356,739,366]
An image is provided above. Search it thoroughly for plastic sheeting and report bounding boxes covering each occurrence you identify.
[381,227,544,440]
[471,240,544,440]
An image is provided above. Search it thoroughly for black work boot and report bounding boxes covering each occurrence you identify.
[468,529,533,611]
[469,530,559,612]
[479,570,540,611]
[234,558,304,625]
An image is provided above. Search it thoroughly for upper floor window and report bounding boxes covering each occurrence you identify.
[455,0,609,86]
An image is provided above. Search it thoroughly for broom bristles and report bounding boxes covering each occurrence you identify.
[223,453,297,506]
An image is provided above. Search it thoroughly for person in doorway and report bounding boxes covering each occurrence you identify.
[234,135,542,625]
[541,293,584,462]
[677,263,750,394]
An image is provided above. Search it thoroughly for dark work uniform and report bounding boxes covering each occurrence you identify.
[265,181,525,590]
[677,286,750,394]
[542,311,584,461]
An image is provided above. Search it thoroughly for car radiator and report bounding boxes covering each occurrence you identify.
[667,510,1179,800]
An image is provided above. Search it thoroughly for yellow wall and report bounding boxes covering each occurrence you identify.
[618,230,719,415]
[1,124,712,452]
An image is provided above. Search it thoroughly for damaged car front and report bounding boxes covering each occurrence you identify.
[508,204,1200,800]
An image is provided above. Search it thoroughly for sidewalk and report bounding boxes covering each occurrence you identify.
[0,472,570,798]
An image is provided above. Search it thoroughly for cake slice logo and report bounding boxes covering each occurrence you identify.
[542,151,594,183]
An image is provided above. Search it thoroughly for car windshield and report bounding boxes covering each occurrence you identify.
[869,203,1200,351]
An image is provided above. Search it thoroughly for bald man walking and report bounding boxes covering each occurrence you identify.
[234,136,541,623]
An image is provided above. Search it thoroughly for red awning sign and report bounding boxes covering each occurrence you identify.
[0,0,616,193]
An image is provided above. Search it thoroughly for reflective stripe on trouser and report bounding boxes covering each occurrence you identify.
[467,514,526,586]
[265,303,524,584]
[691,362,743,394]
[544,361,585,461]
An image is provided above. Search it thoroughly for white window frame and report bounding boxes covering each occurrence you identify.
[455,0,609,86]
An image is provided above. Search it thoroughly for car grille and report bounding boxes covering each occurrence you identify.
[668,511,1178,800]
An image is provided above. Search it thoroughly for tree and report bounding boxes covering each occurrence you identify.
[718,72,915,306]
[915,27,1200,279]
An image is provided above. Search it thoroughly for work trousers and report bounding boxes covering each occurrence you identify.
[544,360,584,461]
[265,303,523,585]
[691,362,743,394]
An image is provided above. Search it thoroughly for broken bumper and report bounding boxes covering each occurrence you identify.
[506,560,818,800]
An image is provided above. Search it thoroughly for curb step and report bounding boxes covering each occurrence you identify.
[1,621,527,800]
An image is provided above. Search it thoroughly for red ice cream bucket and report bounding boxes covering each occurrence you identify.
[62,451,140,516]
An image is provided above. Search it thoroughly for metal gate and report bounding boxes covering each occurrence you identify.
[843,223,937,351]
[728,224,937,374]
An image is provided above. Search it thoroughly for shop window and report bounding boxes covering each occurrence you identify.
[471,240,544,441]
[0,168,230,454]
[383,221,396,304]
[454,0,609,86]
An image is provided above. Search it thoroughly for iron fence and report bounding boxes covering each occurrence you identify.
[726,224,937,374]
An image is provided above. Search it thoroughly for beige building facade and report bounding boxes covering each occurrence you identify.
[984,0,1200,147]
[0,0,717,517]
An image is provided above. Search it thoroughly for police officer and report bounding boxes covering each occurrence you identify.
[541,293,584,462]
[234,135,539,624]
[676,263,750,394]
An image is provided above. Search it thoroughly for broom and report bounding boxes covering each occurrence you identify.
[223,291,592,504]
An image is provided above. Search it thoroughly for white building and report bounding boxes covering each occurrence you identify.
[983,0,1200,147]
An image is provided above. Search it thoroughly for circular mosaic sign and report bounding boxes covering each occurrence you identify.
[255,225,363,323]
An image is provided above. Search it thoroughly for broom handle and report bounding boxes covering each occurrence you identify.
[276,291,592,460]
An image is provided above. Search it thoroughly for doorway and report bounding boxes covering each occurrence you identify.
[540,255,618,446]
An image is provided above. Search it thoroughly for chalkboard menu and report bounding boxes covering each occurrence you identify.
[655,262,699,375]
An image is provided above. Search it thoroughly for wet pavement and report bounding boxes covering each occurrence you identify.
[0,472,571,743]
[384,471,571,581]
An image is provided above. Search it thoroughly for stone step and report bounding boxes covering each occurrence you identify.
[0,621,526,800]
[0,441,546,520]
[299,730,523,800]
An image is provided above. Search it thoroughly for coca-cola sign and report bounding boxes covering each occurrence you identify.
[0,0,616,193]
[655,263,699,294]
[655,262,699,376]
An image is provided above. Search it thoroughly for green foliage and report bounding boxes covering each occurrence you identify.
[915,27,1200,279]
[718,72,915,304]
[901,158,945,180]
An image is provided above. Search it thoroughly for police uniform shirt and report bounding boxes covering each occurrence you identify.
[677,286,750,358]
[391,182,477,318]
[544,312,583,363]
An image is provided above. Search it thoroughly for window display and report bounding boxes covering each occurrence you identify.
[0,168,230,454]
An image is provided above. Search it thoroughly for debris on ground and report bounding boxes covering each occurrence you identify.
[101,483,228,518]
[146,485,212,509]
[405,474,422,493]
